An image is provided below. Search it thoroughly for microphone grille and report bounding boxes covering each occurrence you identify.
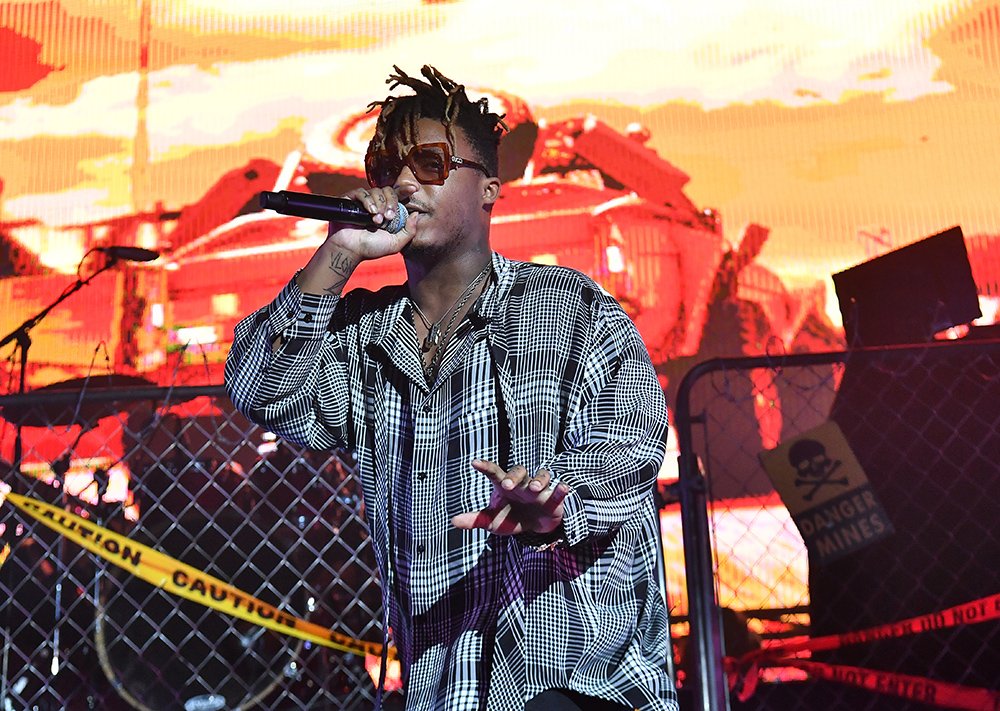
[384,203,408,234]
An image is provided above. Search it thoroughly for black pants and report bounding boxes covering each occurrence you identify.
[524,688,631,711]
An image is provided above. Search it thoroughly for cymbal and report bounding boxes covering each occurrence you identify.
[1,374,163,427]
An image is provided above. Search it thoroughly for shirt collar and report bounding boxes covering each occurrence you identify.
[475,251,514,324]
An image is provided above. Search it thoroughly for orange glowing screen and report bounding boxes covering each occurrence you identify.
[2,0,1000,624]
[2,0,999,387]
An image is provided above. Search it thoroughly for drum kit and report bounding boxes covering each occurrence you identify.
[1,376,373,710]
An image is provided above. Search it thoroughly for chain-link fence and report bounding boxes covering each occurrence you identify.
[1,384,392,710]
[10,339,998,711]
[674,339,1000,710]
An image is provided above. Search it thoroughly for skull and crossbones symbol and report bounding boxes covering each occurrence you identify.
[788,438,848,501]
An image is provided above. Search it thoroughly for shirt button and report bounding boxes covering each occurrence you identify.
[422,403,432,413]
[302,313,313,322]
[416,543,426,554]
[417,472,427,481]
[286,309,294,318]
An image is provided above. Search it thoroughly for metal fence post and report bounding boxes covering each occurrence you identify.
[675,360,730,711]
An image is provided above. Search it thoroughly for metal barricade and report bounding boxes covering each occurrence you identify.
[1,385,387,710]
[674,339,1000,710]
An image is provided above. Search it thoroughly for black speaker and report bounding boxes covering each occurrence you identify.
[833,226,981,347]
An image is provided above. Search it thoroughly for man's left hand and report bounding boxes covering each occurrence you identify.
[451,460,569,536]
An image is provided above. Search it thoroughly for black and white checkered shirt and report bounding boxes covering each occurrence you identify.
[225,252,678,711]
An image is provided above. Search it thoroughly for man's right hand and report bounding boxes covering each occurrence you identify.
[297,186,414,296]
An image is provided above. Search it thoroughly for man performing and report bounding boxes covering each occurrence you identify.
[225,65,677,711]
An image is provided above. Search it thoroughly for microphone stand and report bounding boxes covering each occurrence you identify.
[0,251,121,699]
[0,251,120,473]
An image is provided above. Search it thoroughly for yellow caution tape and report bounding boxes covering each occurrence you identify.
[5,492,388,659]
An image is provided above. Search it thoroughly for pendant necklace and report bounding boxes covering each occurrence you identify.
[411,261,492,372]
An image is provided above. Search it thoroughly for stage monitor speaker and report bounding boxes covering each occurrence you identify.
[832,225,981,347]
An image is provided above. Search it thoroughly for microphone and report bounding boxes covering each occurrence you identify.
[259,190,408,235]
[98,246,160,262]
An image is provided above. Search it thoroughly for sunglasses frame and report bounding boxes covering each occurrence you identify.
[366,141,491,188]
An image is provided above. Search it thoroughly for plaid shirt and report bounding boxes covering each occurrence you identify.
[225,252,678,711]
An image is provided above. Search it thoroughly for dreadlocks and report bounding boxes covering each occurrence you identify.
[366,65,509,177]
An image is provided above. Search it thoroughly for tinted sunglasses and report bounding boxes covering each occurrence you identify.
[365,142,491,188]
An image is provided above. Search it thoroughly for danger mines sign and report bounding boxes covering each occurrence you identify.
[760,421,895,565]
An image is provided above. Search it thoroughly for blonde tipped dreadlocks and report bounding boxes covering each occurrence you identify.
[366,65,509,176]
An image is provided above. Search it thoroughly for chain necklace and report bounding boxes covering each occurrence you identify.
[410,261,492,378]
